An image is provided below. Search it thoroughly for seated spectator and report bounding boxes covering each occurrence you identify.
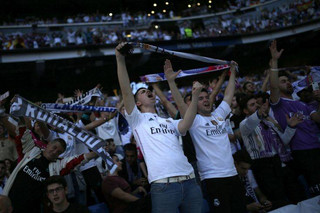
[0,195,13,213]
[101,155,151,213]
[233,150,272,213]
[44,175,90,213]
[119,144,148,190]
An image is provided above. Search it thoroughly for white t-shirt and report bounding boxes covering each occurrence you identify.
[125,106,193,183]
[189,101,237,180]
[95,117,122,146]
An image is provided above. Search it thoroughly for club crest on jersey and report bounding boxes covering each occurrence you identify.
[166,120,172,123]
[217,117,223,121]
[211,120,218,125]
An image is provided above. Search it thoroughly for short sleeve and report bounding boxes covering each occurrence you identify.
[125,106,141,128]
[168,117,184,136]
[214,101,231,119]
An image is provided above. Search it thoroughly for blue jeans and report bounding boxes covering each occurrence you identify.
[151,178,202,213]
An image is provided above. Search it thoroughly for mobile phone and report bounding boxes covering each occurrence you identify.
[312,82,319,91]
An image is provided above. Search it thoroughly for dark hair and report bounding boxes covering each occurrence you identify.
[43,175,67,192]
[243,82,253,91]
[239,95,255,112]
[124,143,137,153]
[134,87,147,103]
[278,71,290,79]
[235,93,246,105]
[51,138,66,152]
[184,88,208,103]
[105,138,114,145]
[184,93,192,103]
[255,92,270,104]
[233,150,253,165]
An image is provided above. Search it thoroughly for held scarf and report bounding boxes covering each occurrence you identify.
[129,42,238,73]
[40,103,129,136]
[10,95,117,174]
[41,103,117,113]
[140,65,229,83]
[130,42,231,65]
[64,87,104,106]
[0,91,9,102]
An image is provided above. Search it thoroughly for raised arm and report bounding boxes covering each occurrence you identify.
[260,69,270,93]
[177,81,203,135]
[223,61,237,105]
[269,40,284,104]
[209,70,227,110]
[164,59,188,117]
[115,43,135,114]
[151,83,178,118]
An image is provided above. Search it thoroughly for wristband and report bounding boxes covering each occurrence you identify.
[270,68,279,72]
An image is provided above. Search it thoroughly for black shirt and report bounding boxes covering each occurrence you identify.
[9,153,50,213]
[49,203,90,213]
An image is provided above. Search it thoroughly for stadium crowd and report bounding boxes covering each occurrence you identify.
[1,0,272,26]
[0,39,319,213]
[1,0,318,50]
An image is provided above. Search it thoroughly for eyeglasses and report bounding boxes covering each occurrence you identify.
[47,186,64,195]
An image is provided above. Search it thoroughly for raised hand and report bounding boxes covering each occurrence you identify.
[192,81,204,97]
[257,101,269,118]
[286,113,304,128]
[115,42,133,57]
[229,60,238,72]
[164,59,181,82]
[269,40,284,60]
[74,89,83,98]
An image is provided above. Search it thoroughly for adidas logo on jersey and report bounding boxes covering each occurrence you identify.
[149,118,154,121]
[205,123,210,126]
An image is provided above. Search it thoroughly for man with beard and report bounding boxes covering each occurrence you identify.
[269,40,320,196]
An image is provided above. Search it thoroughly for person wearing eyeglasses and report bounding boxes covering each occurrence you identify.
[44,175,90,213]
[239,92,304,209]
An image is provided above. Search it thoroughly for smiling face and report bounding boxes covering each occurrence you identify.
[47,183,67,206]
[197,91,211,116]
[43,141,65,162]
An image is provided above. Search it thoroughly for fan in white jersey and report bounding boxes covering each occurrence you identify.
[115,42,203,213]
[166,59,247,213]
